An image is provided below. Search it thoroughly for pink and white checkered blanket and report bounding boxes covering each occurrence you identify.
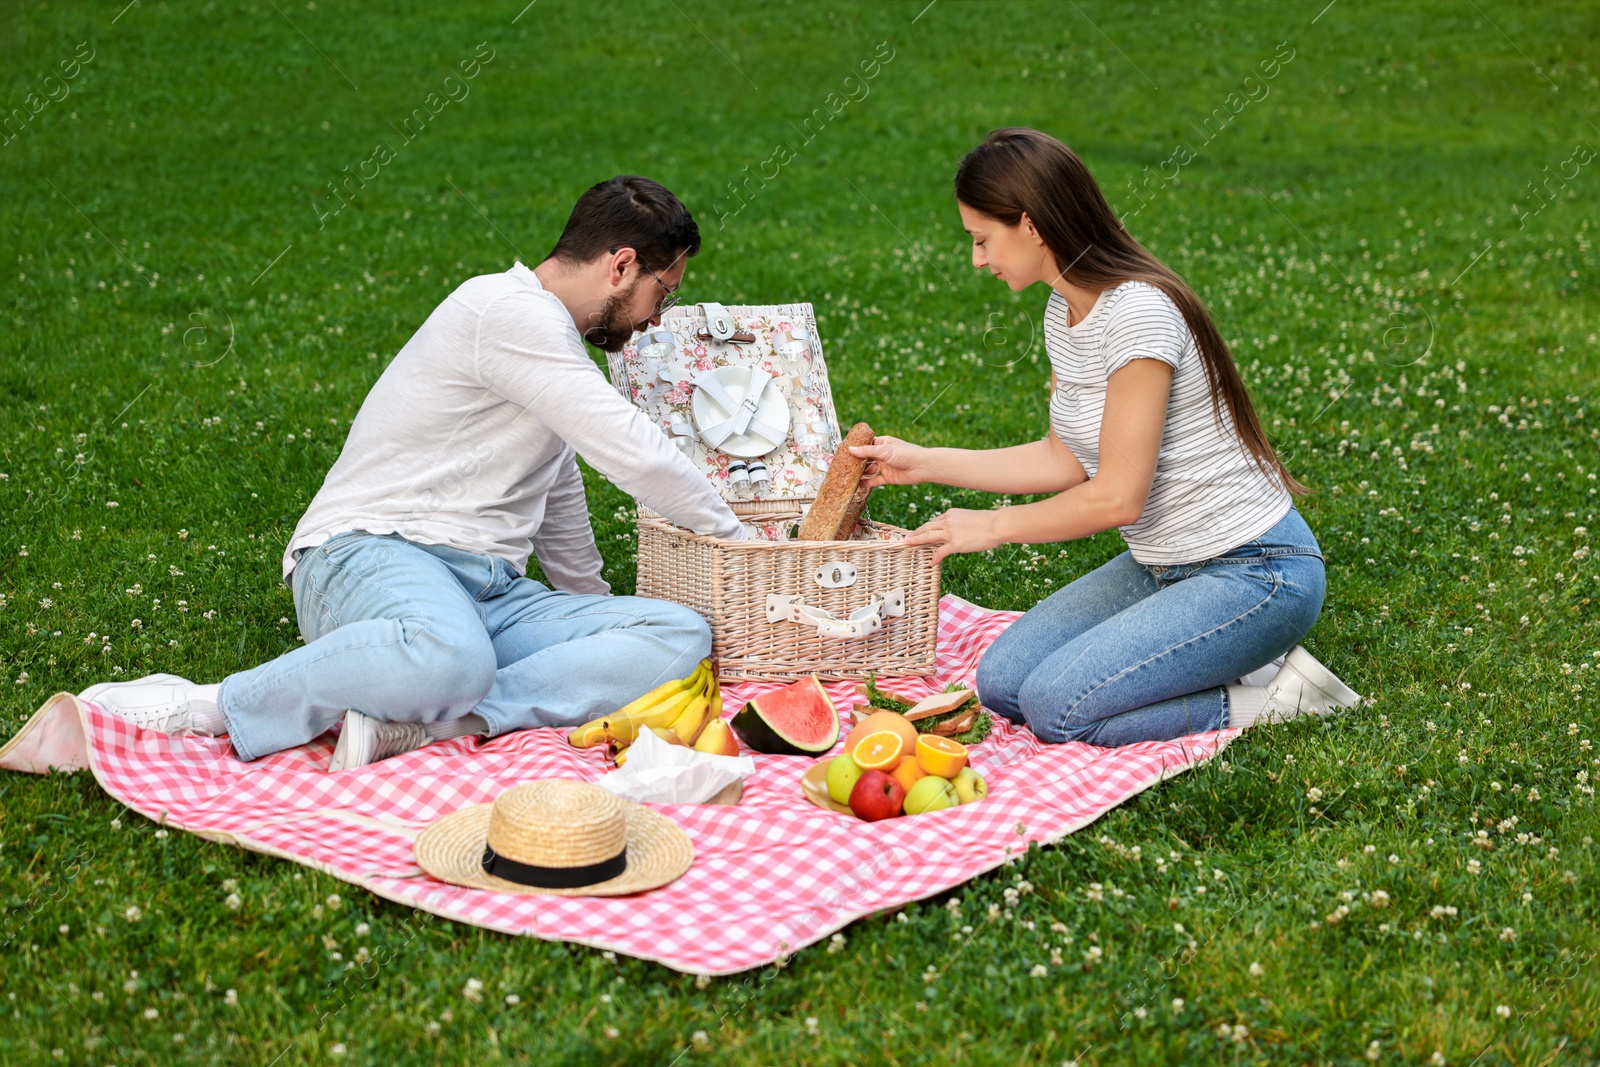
[0,595,1237,975]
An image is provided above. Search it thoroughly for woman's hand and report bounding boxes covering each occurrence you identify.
[851,436,933,489]
[903,508,1005,565]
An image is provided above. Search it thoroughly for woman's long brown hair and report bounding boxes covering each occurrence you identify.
[955,127,1305,495]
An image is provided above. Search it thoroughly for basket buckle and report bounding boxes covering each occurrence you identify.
[813,561,858,588]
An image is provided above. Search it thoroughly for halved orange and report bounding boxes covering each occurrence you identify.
[916,734,968,778]
[851,730,904,772]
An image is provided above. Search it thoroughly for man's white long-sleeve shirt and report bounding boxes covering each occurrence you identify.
[283,261,744,592]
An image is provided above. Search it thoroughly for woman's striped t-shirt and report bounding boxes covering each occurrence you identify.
[1043,280,1290,565]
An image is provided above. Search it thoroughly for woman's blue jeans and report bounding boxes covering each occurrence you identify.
[216,532,711,762]
[975,508,1326,746]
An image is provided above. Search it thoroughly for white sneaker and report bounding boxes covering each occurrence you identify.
[80,673,188,706]
[328,710,431,771]
[79,675,223,736]
[1262,646,1362,723]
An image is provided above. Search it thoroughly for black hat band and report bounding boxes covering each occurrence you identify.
[481,844,628,889]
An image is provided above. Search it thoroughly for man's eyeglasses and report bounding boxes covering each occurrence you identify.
[609,248,680,316]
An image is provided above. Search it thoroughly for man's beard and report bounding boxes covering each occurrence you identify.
[583,279,647,353]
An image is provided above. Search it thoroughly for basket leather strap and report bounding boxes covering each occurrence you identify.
[696,302,737,342]
[765,589,906,640]
[667,419,698,452]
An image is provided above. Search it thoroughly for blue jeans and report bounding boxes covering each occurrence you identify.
[217,533,711,761]
[975,508,1326,746]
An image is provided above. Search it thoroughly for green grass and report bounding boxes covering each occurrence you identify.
[2,0,1598,1062]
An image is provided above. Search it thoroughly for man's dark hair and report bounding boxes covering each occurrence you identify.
[545,176,701,269]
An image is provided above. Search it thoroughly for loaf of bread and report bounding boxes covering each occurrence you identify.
[798,422,875,541]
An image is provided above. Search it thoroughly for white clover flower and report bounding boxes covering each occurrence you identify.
[1249,961,1265,977]
[124,905,142,922]
[462,978,484,1002]
[1029,964,1048,978]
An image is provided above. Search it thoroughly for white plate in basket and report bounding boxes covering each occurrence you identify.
[690,365,792,459]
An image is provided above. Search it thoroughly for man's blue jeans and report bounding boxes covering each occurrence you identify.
[217,532,710,762]
[975,508,1326,746]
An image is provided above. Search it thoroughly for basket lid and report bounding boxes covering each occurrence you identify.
[607,303,847,505]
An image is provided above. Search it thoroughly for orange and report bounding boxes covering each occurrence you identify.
[842,710,919,757]
[916,734,968,778]
[888,754,927,793]
[851,730,904,772]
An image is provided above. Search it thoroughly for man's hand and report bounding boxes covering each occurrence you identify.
[851,436,934,489]
[902,508,1004,565]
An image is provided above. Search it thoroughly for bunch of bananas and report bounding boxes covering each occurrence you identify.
[567,659,722,765]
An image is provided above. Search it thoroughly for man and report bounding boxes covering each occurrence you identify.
[84,176,744,769]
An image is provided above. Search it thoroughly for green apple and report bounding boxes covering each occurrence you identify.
[826,753,865,804]
[903,775,958,814]
[952,767,988,804]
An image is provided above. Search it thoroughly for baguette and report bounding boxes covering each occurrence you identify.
[798,422,875,541]
[835,482,873,541]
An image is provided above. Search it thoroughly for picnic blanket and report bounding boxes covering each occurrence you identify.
[0,595,1238,975]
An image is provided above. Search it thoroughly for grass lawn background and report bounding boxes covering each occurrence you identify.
[2,0,1598,1063]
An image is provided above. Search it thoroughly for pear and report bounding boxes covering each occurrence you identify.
[692,718,741,757]
[647,725,690,747]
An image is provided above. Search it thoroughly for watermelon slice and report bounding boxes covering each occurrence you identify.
[730,676,840,756]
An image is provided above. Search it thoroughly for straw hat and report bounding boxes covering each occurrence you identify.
[414,780,693,896]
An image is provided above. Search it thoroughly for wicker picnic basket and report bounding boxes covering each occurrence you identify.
[610,302,939,681]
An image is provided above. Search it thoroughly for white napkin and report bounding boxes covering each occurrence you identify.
[594,728,755,805]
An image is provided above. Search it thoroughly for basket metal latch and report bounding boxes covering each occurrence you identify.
[765,588,905,641]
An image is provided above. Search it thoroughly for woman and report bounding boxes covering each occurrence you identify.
[854,128,1359,746]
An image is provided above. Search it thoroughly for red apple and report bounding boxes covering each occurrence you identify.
[848,769,906,821]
